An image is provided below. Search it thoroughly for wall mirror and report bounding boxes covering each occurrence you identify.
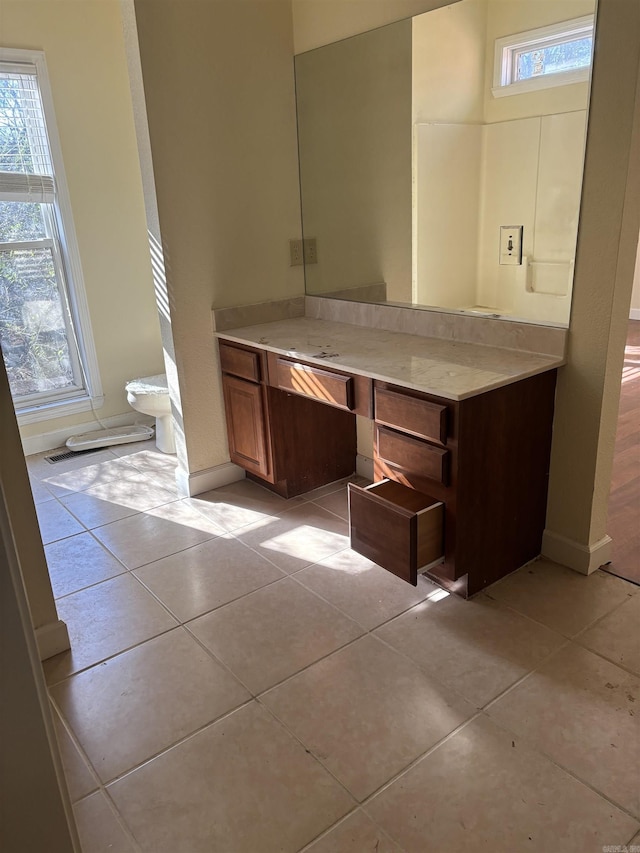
[294,0,596,327]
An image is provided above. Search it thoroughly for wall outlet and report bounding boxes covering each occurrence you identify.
[289,239,303,266]
[303,238,318,265]
[499,225,523,265]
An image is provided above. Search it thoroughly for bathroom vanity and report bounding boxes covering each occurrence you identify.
[215,308,564,598]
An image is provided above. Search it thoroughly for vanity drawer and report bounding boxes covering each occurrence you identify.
[274,357,354,411]
[375,386,448,445]
[219,342,262,383]
[376,425,449,486]
[348,479,444,585]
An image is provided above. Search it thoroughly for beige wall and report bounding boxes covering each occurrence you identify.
[0,0,164,445]
[544,0,640,569]
[297,19,412,302]
[293,0,460,54]
[413,0,487,124]
[134,0,303,475]
[414,123,482,307]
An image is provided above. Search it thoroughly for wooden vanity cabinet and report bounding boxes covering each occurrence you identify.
[219,341,357,498]
[367,370,557,597]
[219,337,557,597]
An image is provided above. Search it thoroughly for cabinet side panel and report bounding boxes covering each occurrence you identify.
[456,370,557,594]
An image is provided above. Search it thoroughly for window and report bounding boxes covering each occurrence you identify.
[0,49,101,422]
[493,16,594,98]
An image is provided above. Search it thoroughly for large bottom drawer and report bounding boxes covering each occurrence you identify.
[348,479,444,586]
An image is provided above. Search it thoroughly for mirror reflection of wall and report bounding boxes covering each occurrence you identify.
[295,0,596,327]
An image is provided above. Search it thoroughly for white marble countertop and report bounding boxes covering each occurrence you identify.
[216,317,563,401]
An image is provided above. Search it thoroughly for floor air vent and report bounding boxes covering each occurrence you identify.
[45,447,105,464]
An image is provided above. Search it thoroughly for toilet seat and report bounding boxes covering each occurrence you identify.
[125,373,175,454]
[125,374,168,395]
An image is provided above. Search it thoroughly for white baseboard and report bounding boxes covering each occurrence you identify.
[21,412,154,457]
[542,530,613,575]
[356,454,374,481]
[175,461,245,497]
[630,308,640,320]
[35,619,70,661]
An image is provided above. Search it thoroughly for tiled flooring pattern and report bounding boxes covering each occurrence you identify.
[29,442,640,852]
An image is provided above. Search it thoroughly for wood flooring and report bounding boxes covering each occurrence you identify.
[603,319,640,585]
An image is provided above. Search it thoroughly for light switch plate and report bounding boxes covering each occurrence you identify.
[499,226,523,265]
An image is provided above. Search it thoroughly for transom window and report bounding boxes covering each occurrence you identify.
[0,49,102,422]
[493,16,595,98]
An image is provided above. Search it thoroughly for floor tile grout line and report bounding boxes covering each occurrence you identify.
[250,611,474,708]
[483,574,638,642]
[51,566,129,603]
[47,527,134,601]
[88,784,144,853]
[483,713,640,824]
[50,635,257,793]
[88,525,224,574]
[289,568,434,634]
[253,695,361,804]
[367,626,491,710]
[569,639,640,680]
[569,584,639,625]
[43,622,180,687]
[180,621,259,697]
[479,638,574,714]
[131,560,289,626]
[97,697,256,789]
[178,566,362,642]
[48,695,103,796]
[250,630,368,700]
[296,806,409,853]
[357,711,485,808]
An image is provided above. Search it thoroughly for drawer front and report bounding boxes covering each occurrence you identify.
[219,342,261,383]
[377,426,449,486]
[375,386,447,445]
[348,480,443,585]
[275,358,354,411]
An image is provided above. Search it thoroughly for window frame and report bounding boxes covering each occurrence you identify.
[492,15,595,99]
[0,47,103,424]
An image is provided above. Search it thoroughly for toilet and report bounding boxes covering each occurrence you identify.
[125,373,176,454]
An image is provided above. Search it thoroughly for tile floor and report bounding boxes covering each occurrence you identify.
[29,441,640,853]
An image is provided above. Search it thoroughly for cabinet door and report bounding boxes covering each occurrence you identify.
[222,374,270,478]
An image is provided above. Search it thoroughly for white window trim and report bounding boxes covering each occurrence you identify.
[492,15,594,99]
[0,46,103,424]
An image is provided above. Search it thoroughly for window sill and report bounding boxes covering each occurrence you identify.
[16,394,105,426]
[492,68,590,99]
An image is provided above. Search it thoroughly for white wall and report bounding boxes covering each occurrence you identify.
[0,0,164,449]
